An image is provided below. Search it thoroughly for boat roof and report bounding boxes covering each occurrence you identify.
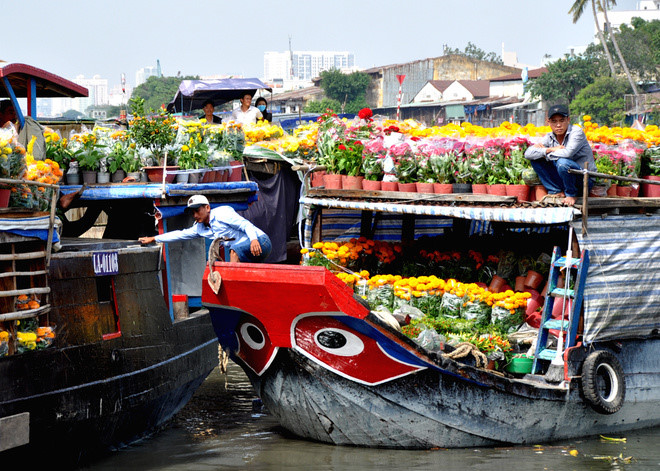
[0,62,88,99]
[167,78,272,113]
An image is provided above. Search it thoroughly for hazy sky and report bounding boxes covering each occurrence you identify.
[4,0,641,89]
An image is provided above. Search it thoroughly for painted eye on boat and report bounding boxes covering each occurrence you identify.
[314,328,364,357]
[240,323,265,350]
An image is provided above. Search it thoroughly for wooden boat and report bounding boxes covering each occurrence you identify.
[203,183,660,449]
[0,63,260,463]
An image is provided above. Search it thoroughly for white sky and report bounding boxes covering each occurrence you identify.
[4,0,641,89]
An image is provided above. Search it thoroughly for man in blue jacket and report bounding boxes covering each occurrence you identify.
[139,195,271,263]
[524,104,595,206]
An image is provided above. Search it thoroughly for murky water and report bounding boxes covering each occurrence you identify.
[82,360,660,471]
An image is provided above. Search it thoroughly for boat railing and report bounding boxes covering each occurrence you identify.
[0,177,59,355]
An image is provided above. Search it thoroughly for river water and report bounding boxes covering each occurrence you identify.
[82,360,660,471]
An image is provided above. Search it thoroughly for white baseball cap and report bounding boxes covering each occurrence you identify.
[187,194,209,209]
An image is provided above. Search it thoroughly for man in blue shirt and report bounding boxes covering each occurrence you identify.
[138,195,272,263]
[524,104,595,206]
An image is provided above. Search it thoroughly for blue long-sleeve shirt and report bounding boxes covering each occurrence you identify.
[155,205,265,250]
[524,125,596,172]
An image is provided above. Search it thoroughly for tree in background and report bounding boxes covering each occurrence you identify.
[526,55,602,104]
[305,98,342,114]
[615,18,660,83]
[443,41,503,64]
[314,69,370,114]
[570,76,631,125]
[131,75,198,113]
[569,0,616,76]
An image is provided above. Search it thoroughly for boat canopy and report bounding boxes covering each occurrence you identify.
[167,78,272,114]
[574,214,660,343]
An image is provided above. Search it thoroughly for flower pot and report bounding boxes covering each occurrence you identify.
[187,171,202,184]
[488,275,507,293]
[176,172,189,183]
[362,179,381,191]
[471,183,488,194]
[343,175,364,190]
[144,166,179,183]
[97,172,110,184]
[323,173,343,190]
[616,185,632,197]
[0,188,10,208]
[381,181,398,192]
[398,182,417,193]
[310,170,326,188]
[524,270,544,290]
[201,170,215,183]
[433,183,453,194]
[533,184,548,201]
[415,182,434,193]
[606,183,618,196]
[589,185,608,197]
[486,184,507,196]
[552,297,573,320]
[515,276,527,292]
[215,169,229,182]
[452,183,472,194]
[228,160,243,181]
[66,172,80,185]
[111,170,126,183]
[642,175,660,197]
[126,171,141,182]
[82,170,97,184]
[506,184,530,202]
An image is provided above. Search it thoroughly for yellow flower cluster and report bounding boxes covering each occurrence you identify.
[242,121,284,146]
[490,290,531,314]
[25,155,63,185]
[311,240,362,264]
[336,270,370,286]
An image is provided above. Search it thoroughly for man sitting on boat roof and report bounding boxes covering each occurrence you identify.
[138,195,272,263]
[524,104,595,206]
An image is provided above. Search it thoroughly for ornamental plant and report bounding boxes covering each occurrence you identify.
[128,97,177,165]
[362,137,386,181]
[390,142,417,183]
[335,140,365,176]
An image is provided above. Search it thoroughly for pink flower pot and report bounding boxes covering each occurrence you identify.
[398,182,417,193]
[415,182,434,193]
[362,179,381,191]
[381,181,398,192]
[433,183,453,194]
[323,173,343,190]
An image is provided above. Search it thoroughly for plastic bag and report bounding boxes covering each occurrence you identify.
[366,285,394,311]
[413,325,446,353]
[393,303,425,325]
[440,292,462,318]
[461,301,491,325]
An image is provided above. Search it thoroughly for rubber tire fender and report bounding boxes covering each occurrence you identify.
[581,350,625,414]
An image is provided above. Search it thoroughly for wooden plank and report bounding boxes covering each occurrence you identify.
[0,286,50,298]
[0,251,46,261]
[0,270,48,278]
[0,304,50,322]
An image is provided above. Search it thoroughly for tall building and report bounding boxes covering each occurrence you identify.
[264,50,355,82]
[595,1,660,32]
[135,64,161,87]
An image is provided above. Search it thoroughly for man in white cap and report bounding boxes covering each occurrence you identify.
[138,195,271,263]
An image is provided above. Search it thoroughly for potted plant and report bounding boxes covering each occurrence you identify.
[336,140,365,190]
[361,137,385,190]
[391,142,417,192]
[74,146,105,184]
[429,150,454,194]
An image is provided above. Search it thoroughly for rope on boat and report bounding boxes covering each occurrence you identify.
[444,342,488,368]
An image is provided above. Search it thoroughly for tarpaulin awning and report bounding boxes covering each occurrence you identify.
[574,215,660,343]
[445,104,465,119]
[167,78,272,113]
[0,215,60,243]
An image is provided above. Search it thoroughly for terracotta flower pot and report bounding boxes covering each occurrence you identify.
[452,183,472,194]
[506,184,530,202]
[488,275,507,293]
[362,179,381,191]
[533,184,548,201]
[486,184,507,196]
[606,183,618,196]
[433,183,453,194]
[228,160,243,181]
[515,276,527,292]
[398,182,417,193]
[0,188,10,208]
[310,170,326,188]
[343,175,364,190]
[616,185,632,197]
[144,166,179,183]
[323,173,343,190]
[552,297,573,320]
[381,181,398,192]
[642,175,660,197]
[415,182,434,193]
[524,270,544,290]
[471,183,488,194]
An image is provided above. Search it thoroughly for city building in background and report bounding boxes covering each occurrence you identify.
[596,0,660,32]
[264,50,356,90]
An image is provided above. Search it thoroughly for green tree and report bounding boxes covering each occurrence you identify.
[526,55,601,104]
[61,109,86,119]
[615,18,660,82]
[569,76,630,125]
[130,75,198,113]
[569,0,616,75]
[304,98,341,114]
[444,41,503,64]
[318,69,370,112]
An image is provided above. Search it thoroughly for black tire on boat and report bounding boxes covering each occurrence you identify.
[581,350,625,414]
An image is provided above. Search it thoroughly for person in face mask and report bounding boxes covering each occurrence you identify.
[255,97,272,123]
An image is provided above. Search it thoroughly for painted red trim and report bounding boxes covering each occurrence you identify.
[0,63,88,97]
[102,278,122,341]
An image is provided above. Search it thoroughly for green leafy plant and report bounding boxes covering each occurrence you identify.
[335,141,364,176]
[128,97,177,164]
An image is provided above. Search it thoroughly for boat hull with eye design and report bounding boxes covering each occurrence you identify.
[203,262,660,449]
